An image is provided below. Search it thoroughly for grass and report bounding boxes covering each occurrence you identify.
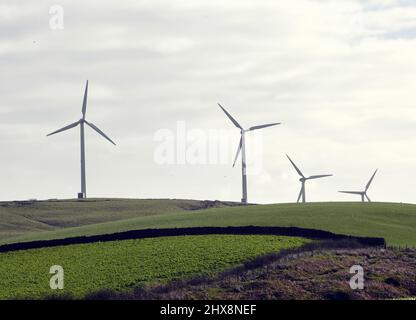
[3,202,416,247]
[0,235,308,299]
[0,198,235,241]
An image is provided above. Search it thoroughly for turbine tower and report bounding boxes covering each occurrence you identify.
[339,169,378,202]
[286,155,332,203]
[47,81,116,199]
[217,103,280,205]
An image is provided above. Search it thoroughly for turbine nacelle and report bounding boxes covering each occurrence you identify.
[47,82,116,146]
[47,81,116,199]
[286,154,332,203]
[217,103,280,204]
[338,169,378,202]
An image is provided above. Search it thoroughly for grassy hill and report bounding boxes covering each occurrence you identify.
[0,198,237,241]
[1,201,415,247]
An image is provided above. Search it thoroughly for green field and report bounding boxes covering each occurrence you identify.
[0,235,308,299]
[2,201,416,247]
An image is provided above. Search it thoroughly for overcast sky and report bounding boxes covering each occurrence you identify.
[1,0,416,204]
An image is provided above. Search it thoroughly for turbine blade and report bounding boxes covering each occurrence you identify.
[232,136,242,168]
[217,103,242,129]
[47,121,80,136]
[307,174,333,180]
[297,185,303,203]
[286,155,304,178]
[365,169,378,191]
[82,80,88,119]
[85,121,116,145]
[338,191,364,195]
[365,194,371,202]
[249,123,281,131]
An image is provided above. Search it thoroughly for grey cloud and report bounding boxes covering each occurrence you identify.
[1,0,416,204]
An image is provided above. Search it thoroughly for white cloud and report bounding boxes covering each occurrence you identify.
[0,0,415,204]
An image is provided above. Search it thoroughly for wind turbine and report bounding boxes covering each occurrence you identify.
[217,103,280,205]
[286,155,332,203]
[339,169,378,202]
[47,81,116,199]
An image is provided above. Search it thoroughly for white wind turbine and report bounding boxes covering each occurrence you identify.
[339,170,378,202]
[286,155,332,203]
[47,81,116,199]
[218,103,280,205]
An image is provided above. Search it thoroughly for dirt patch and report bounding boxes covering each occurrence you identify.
[86,247,416,300]
[184,200,244,210]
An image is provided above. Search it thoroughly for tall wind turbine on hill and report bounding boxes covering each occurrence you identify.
[47,81,116,199]
[339,170,378,202]
[217,103,280,205]
[286,155,332,203]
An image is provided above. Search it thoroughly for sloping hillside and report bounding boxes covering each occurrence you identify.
[2,201,416,246]
[0,198,238,241]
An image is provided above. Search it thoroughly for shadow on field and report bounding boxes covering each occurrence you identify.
[0,226,385,253]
